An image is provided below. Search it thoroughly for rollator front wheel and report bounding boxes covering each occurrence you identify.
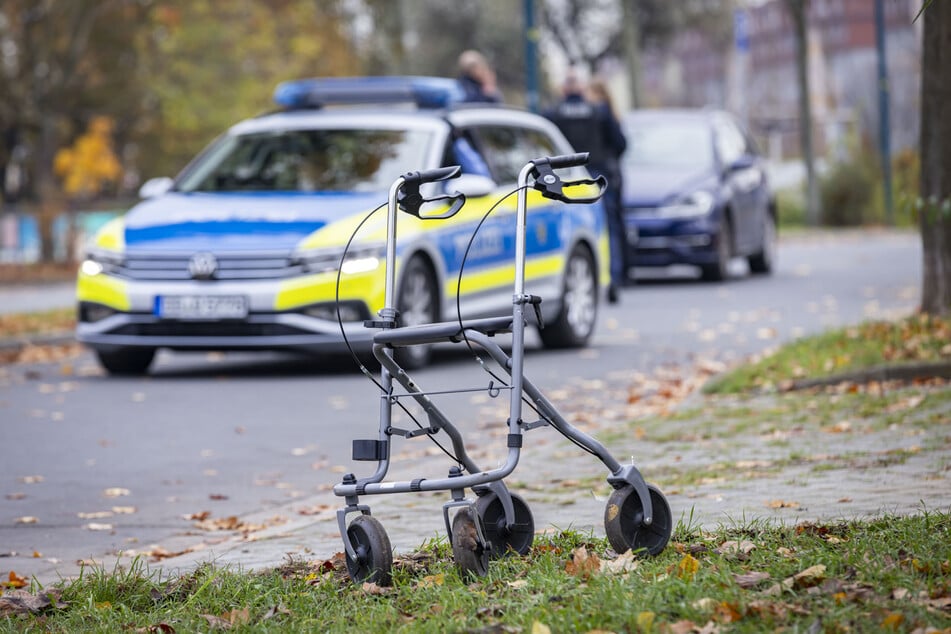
[452,508,489,578]
[604,484,672,557]
[345,515,393,585]
[475,491,534,557]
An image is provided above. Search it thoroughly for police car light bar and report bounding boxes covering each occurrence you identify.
[273,76,467,110]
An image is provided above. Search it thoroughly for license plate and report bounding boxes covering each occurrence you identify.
[156,295,248,320]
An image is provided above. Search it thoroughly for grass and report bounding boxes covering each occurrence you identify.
[705,314,951,394]
[3,515,950,632]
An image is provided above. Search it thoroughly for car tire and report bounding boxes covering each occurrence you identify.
[539,244,598,349]
[96,348,156,375]
[394,255,438,370]
[748,212,776,275]
[701,215,732,282]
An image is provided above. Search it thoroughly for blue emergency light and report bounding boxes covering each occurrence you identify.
[273,76,467,110]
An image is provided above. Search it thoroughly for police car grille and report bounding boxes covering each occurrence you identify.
[119,254,302,280]
[113,322,304,337]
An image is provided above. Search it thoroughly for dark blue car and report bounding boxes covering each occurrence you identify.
[620,109,776,282]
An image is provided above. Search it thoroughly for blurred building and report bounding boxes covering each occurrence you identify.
[641,0,921,161]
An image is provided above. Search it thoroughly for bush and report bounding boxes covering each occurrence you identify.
[819,158,875,226]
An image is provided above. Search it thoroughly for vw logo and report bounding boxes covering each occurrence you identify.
[188,252,218,280]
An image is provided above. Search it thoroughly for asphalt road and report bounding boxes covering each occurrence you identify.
[0,230,923,583]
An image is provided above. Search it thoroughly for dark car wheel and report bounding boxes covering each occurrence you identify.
[96,348,156,375]
[748,212,776,275]
[700,216,732,282]
[394,255,438,369]
[539,245,598,349]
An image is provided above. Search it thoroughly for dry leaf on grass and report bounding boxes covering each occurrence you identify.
[0,588,66,615]
[565,546,601,578]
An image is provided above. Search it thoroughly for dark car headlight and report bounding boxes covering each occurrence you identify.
[656,191,714,219]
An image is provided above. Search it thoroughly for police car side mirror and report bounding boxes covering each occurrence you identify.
[449,174,495,198]
[139,177,174,199]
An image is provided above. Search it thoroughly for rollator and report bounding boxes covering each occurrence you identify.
[333,153,672,584]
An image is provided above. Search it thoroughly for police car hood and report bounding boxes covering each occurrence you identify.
[123,191,382,252]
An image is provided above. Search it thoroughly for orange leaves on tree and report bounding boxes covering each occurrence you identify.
[53,116,122,198]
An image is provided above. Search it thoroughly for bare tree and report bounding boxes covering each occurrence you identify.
[784,0,821,226]
[918,0,951,315]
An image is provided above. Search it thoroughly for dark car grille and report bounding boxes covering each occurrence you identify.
[112,322,305,337]
[118,253,302,281]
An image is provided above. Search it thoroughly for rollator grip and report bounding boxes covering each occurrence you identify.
[399,165,466,219]
[546,152,589,169]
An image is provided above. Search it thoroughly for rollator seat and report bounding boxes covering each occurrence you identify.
[373,315,516,347]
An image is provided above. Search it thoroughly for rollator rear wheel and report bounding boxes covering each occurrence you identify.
[604,484,672,557]
[475,491,534,557]
[345,515,393,585]
[452,508,489,578]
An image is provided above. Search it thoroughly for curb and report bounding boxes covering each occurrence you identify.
[0,332,76,353]
[786,360,951,390]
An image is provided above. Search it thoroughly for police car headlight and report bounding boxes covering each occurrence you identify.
[81,249,123,276]
[657,191,714,219]
[294,244,384,276]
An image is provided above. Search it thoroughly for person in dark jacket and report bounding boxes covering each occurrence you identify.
[457,50,502,103]
[545,70,628,303]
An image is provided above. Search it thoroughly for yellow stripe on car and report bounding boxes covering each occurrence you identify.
[77,272,131,311]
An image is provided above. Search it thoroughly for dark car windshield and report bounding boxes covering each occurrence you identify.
[176,128,432,193]
[623,119,714,170]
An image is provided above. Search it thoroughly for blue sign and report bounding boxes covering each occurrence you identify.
[734,9,750,53]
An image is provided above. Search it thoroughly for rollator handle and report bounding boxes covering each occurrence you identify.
[530,155,608,205]
[545,152,590,170]
[398,165,466,219]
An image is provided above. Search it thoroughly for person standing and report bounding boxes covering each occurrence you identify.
[457,50,503,103]
[545,71,628,303]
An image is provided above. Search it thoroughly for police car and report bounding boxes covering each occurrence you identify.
[77,77,609,374]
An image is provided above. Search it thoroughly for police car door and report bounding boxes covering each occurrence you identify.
[467,124,567,317]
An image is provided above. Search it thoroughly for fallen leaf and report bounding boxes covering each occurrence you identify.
[14,516,38,524]
[361,582,392,595]
[209,494,229,501]
[85,523,114,531]
[17,475,44,484]
[636,612,655,631]
[733,571,770,588]
[531,622,552,634]
[0,588,66,615]
[881,612,904,629]
[2,571,28,589]
[77,511,113,519]
[507,579,529,589]
[184,511,211,521]
[767,500,800,509]
[676,553,700,581]
[5,493,26,501]
[103,487,130,498]
[718,540,756,555]
[791,564,826,589]
[600,549,640,575]
[418,573,444,588]
[112,506,137,514]
[565,546,600,578]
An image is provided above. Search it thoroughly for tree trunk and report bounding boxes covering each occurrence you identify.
[919,0,951,315]
[786,0,821,225]
[622,0,643,109]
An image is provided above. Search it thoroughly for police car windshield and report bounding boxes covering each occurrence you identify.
[623,120,713,170]
[176,128,432,193]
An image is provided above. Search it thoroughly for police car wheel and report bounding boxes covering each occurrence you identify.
[539,245,597,349]
[96,348,156,375]
[394,256,438,369]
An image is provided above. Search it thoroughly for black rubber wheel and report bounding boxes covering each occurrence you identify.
[701,215,732,282]
[96,348,156,375]
[748,212,776,275]
[451,508,489,578]
[475,491,534,558]
[603,484,672,557]
[539,244,598,349]
[345,515,393,585]
[394,255,438,369]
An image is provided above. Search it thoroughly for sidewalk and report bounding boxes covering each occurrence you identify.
[82,366,951,581]
[0,282,75,316]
